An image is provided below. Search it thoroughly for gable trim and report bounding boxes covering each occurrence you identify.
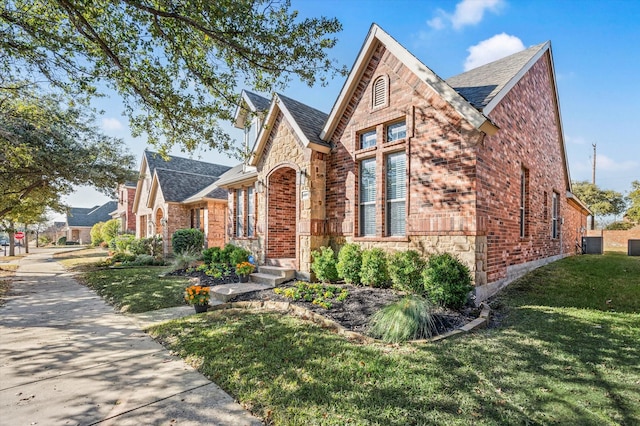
[320,23,498,142]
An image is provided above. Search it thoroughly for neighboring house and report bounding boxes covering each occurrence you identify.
[131,150,232,254]
[65,201,118,244]
[111,181,137,233]
[218,24,589,303]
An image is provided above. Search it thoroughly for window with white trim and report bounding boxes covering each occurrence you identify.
[372,76,387,108]
[236,189,244,237]
[359,158,376,236]
[552,191,560,239]
[386,121,406,142]
[359,129,376,149]
[247,187,255,237]
[386,152,406,236]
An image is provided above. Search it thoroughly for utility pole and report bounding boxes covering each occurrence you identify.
[591,143,596,230]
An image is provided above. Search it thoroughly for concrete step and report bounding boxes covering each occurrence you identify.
[265,258,296,269]
[257,266,296,279]
[210,282,275,303]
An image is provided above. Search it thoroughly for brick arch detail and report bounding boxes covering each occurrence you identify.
[266,165,298,261]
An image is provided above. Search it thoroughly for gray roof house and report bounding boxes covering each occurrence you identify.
[65,200,117,244]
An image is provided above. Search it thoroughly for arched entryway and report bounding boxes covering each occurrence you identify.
[267,167,297,262]
[155,209,164,236]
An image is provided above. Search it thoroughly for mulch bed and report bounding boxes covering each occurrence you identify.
[171,268,480,338]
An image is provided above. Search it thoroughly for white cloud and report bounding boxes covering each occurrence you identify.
[451,0,504,29]
[565,135,587,145]
[597,154,638,172]
[427,0,504,31]
[464,33,525,71]
[102,117,123,131]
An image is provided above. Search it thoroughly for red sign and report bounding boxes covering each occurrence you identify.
[14,232,25,240]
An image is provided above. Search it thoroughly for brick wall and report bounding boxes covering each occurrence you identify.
[587,226,640,252]
[267,167,297,258]
[125,187,136,232]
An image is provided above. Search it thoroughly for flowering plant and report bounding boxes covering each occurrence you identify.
[184,285,210,305]
[235,261,255,276]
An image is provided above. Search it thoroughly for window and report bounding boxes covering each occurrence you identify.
[386,152,406,236]
[359,130,376,149]
[386,121,406,142]
[359,158,376,236]
[552,191,559,239]
[247,187,255,237]
[520,167,528,238]
[543,191,548,221]
[190,207,203,231]
[372,76,387,108]
[236,189,244,237]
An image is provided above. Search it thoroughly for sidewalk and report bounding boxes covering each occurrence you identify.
[0,248,262,425]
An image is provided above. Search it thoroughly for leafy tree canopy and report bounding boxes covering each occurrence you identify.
[625,180,640,224]
[572,181,626,219]
[0,0,344,154]
[0,87,137,219]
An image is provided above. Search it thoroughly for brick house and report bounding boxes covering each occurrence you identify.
[111,181,137,233]
[218,24,589,302]
[65,201,117,244]
[132,150,231,255]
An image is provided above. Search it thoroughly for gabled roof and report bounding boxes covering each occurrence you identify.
[215,163,258,188]
[150,168,224,205]
[233,90,271,129]
[320,23,499,142]
[250,93,330,166]
[66,201,117,227]
[446,42,548,113]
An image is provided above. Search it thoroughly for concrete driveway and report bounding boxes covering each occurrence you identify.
[0,248,262,425]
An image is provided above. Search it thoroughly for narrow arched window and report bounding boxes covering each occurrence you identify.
[372,76,388,108]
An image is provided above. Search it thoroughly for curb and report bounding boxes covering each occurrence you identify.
[209,300,491,344]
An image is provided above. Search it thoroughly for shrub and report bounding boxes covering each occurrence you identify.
[360,248,390,288]
[202,246,222,264]
[109,252,137,263]
[115,234,136,253]
[605,221,634,230]
[57,236,67,246]
[38,235,52,246]
[100,219,121,247]
[123,254,165,266]
[311,246,339,283]
[90,222,105,246]
[172,251,201,271]
[221,243,237,264]
[388,250,427,294]
[230,246,251,265]
[422,253,473,309]
[172,228,204,254]
[337,243,362,285]
[368,295,436,343]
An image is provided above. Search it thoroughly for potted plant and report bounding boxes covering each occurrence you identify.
[235,261,255,283]
[184,285,210,313]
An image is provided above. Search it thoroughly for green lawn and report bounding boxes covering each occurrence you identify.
[80,266,190,313]
[148,253,640,425]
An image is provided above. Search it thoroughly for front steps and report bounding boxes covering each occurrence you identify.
[210,264,295,302]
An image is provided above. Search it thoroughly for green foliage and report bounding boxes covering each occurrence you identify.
[57,236,67,246]
[109,252,137,264]
[172,228,204,254]
[221,244,237,264]
[572,181,627,223]
[605,221,635,230]
[129,236,162,258]
[336,243,362,285]
[100,219,121,247]
[172,251,202,271]
[422,253,472,309]
[202,246,223,264]
[388,250,427,294]
[274,281,348,309]
[38,235,52,246]
[311,246,339,283]
[90,222,105,246]
[230,246,251,266]
[625,180,640,224]
[115,234,136,252]
[0,0,345,154]
[122,254,165,266]
[360,248,390,288]
[369,295,436,343]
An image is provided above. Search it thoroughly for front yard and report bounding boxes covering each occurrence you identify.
[146,253,640,425]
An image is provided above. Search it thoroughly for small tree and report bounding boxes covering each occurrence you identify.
[100,219,121,248]
[311,246,339,283]
[90,222,105,246]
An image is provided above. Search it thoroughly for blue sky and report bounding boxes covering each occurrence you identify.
[63,0,640,215]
